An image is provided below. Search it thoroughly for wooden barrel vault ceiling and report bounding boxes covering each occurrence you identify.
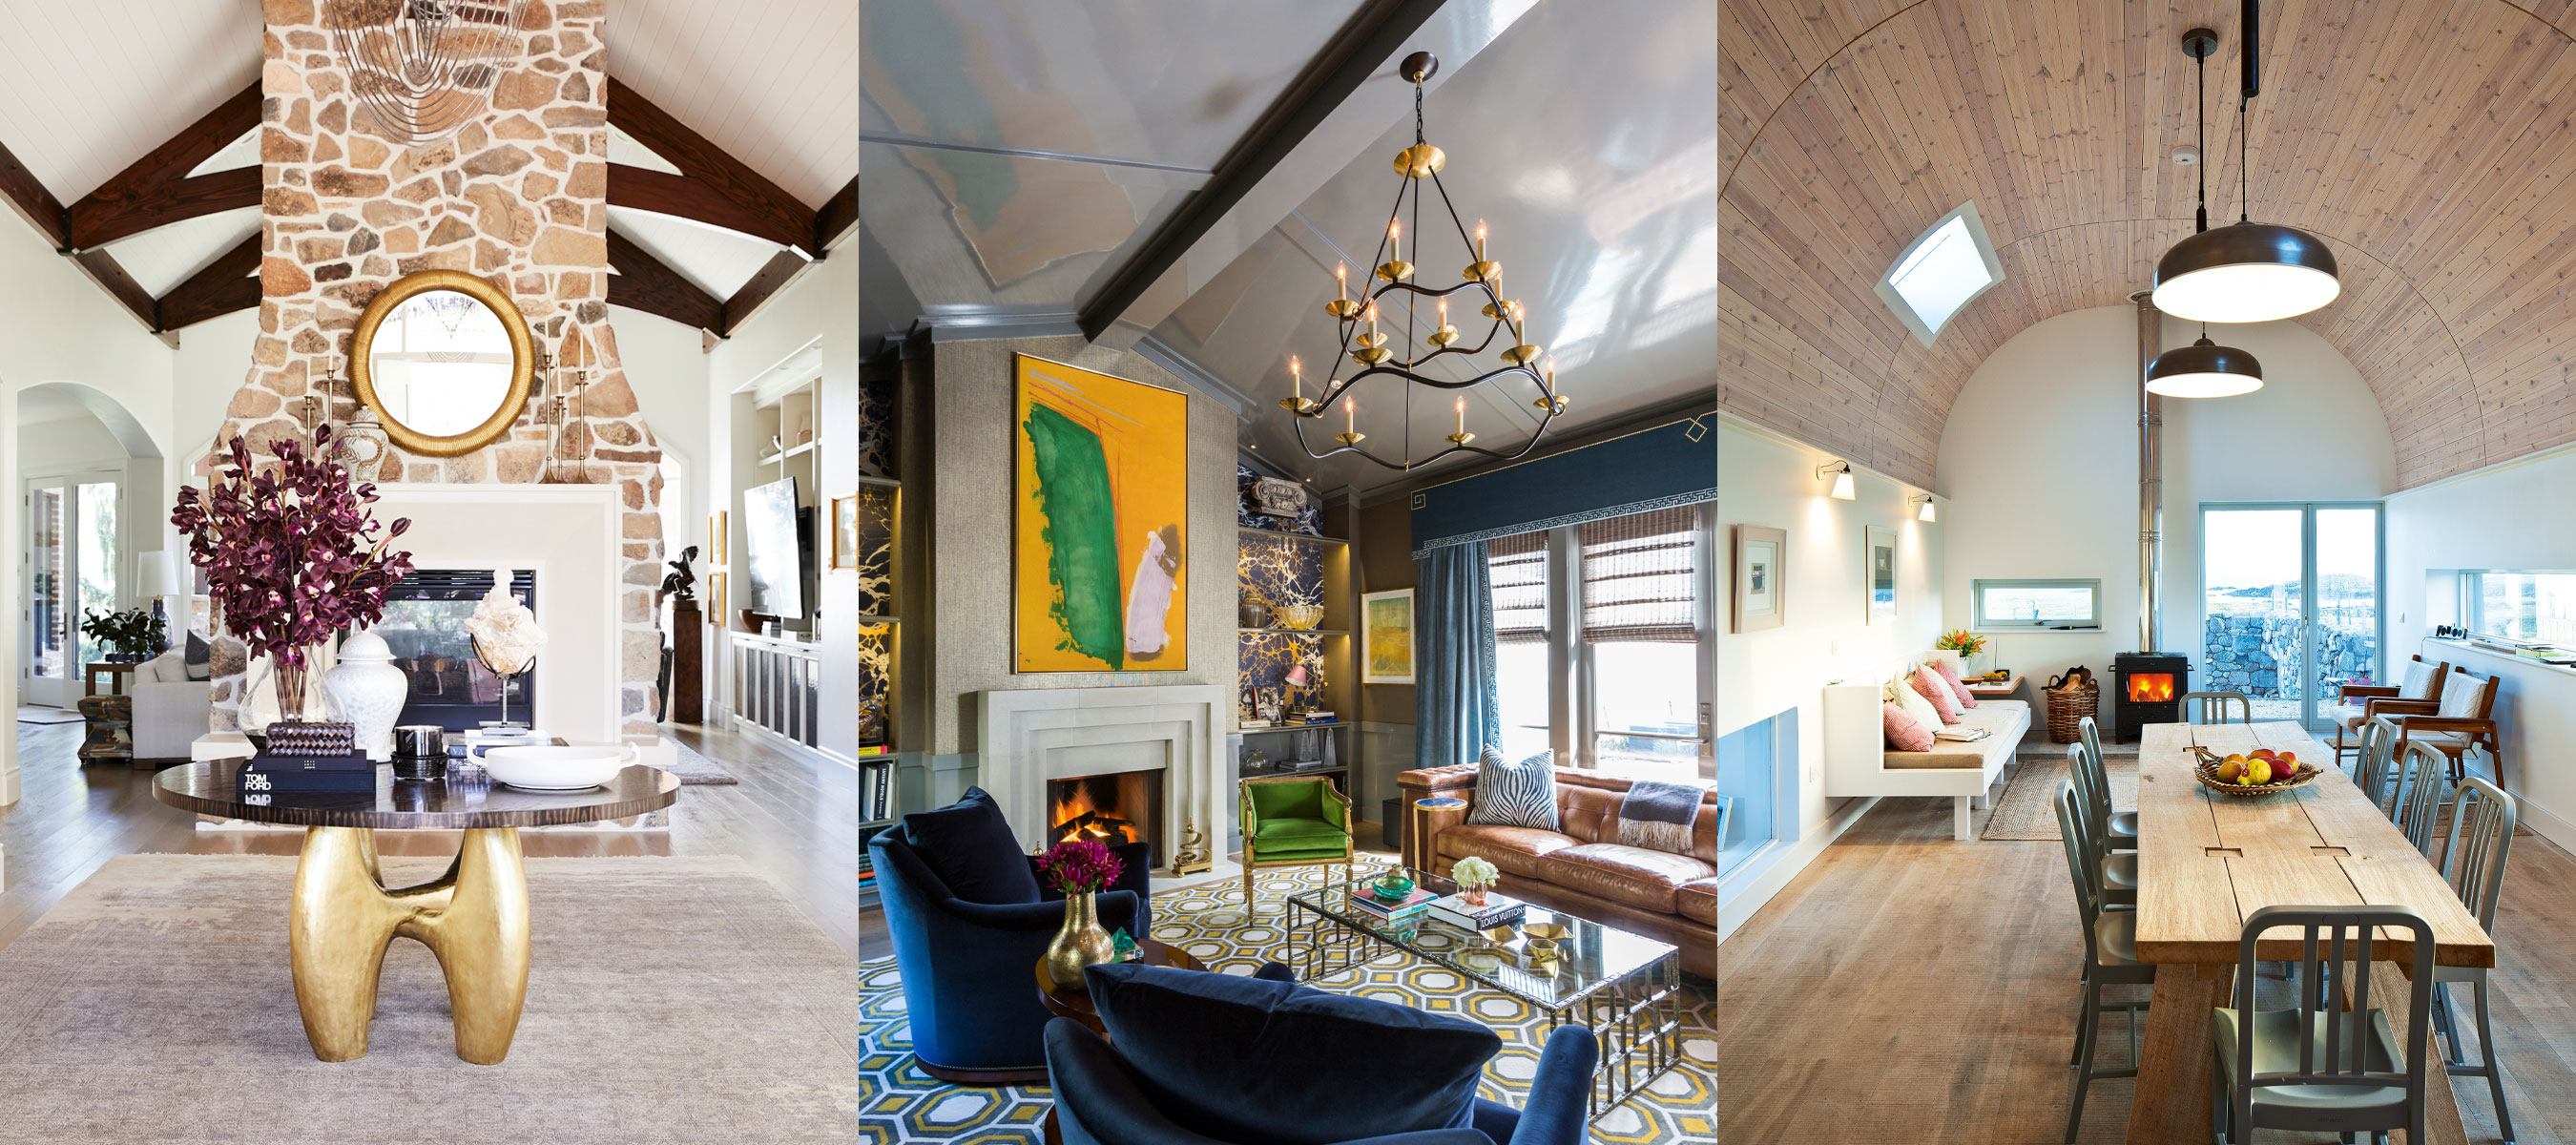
[1721,0,2576,490]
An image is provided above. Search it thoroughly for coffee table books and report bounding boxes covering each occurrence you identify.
[1426,891,1526,929]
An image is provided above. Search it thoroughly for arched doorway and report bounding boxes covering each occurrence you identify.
[16,383,166,711]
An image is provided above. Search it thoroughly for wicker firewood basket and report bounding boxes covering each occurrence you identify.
[2044,679,2100,744]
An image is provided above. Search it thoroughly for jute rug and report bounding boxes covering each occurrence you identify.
[0,854,855,1144]
[1981,751,2138,841]
[857,863,1719,1144]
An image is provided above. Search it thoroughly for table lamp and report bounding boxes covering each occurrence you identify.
[136,552,179,656]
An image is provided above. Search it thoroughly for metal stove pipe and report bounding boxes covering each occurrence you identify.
[2131,289,2164,653]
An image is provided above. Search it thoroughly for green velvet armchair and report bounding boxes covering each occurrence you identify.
[1239,776,1355,912]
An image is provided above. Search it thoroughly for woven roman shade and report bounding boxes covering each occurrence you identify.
[1487,531,1548,644]
[1579,507,1699,642]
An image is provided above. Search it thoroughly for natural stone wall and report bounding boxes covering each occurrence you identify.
[207,0,663,735]
[2199,613,2378,697]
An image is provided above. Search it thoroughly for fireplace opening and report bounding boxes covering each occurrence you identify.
[375,569,537,732]
[1047,772,1163,866]
[2111,653,2190,741]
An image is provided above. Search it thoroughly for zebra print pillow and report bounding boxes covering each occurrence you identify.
[1465,745,1559,830]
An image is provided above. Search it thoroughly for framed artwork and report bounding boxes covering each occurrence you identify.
[1012,353,1190,672]
[1865,526,1898,624]
[707,510,728,565]
[1361,588,1416,683]
[707,571,727,620]
[830,492,860,570]
[1733,525,1785,633]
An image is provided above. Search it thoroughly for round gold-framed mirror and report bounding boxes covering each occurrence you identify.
[349,270,535,457]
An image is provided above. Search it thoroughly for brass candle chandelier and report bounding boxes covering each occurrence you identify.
[1281,52,1566,470]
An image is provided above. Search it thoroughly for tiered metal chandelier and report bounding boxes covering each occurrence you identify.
[1281,52,1565,470]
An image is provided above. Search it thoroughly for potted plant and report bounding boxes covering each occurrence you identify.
[1452,855,1501,906]
[1035,838,1127,987]
[1935,628,1992,677]
[79,608,165,663]
[171,425,415,727]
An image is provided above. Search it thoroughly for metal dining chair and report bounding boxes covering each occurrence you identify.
[2180,690,2254,724]
[2431,777,2517,1142]
[2212,905,2436,1145]
[2352,715,2402,813]
[2064,745,2135,906]
[2392,740,2449,858]
[2053,781,2152,1144]
[2076,717,2136,849]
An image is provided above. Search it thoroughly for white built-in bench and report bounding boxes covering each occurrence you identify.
[1822,650,2030,840]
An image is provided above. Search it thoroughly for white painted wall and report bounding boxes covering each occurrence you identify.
[2383,448,2576,848]
[1715,416,1945,845]
[607,304,711,532]
[1937,306,2393,695]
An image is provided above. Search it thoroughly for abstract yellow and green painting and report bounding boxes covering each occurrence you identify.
[1013,354,1189,672]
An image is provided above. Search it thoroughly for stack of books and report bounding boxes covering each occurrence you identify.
[1426,891,1527,930]
[1290,710,1339,725]
[1346,885,1437,923]
[451,727,547,760]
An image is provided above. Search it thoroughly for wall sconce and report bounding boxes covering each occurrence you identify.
[1913,494,1938,522]
[1818,461,1856,500]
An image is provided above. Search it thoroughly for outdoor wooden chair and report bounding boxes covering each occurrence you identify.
[2327,655,2447,765]
[2390,668,2504,790]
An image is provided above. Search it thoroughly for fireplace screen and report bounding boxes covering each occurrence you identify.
[2127,673,2175,702]
[375,569,536,731]
[1047,772,1162,864]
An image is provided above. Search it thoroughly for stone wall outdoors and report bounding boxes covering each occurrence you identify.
[2199,613,2379,697]
[207,0,664,735]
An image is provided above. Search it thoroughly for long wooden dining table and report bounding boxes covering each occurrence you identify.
[2124,721,2495,1145]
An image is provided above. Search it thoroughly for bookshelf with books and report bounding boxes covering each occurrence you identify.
[1237,519,1355,795]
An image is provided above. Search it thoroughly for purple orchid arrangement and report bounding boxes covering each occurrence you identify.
[1034,838,1125,895]
[170,425,416,719]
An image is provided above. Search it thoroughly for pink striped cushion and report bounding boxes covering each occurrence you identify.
[1883,701,1935,752]
[1931,657,1978,709]
[1911,665,1963,724]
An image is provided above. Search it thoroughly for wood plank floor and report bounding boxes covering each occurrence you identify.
[0,721,860,957]
[1720,779,2576,1143]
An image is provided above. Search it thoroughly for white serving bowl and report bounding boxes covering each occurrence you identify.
[481,744,638,791]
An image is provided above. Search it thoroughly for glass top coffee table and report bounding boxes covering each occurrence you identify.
[1285,866,1683,1118]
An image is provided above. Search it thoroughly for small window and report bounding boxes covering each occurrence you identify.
[1973,578,2102,631]
[2460,571,2576,645]
[1875,201,2005,345]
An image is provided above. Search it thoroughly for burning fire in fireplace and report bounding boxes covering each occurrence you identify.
[2127,673,2175,702]
[1048,773,1151,848]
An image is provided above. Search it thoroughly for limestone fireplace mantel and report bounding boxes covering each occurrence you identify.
[974,685,1230,871]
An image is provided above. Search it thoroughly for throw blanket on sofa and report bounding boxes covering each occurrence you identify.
[1615,779,1717,857]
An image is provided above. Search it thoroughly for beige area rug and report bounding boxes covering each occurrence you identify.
[1981,752,2138,841]
[0,854,856,1144]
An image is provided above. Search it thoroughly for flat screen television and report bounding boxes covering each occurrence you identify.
[742,477,806,619]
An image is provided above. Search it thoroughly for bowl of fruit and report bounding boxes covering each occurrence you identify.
[2188,745,2322,797]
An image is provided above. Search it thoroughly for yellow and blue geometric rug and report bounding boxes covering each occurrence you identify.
[857,864,1717,1143]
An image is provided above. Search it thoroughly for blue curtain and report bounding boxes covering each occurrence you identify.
[1415,541,1501,772]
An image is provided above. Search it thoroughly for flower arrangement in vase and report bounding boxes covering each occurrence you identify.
[1451,855,1500,906]
[171,425,415,729]
[1934,628,1992,677]
[1035,838,1128,987]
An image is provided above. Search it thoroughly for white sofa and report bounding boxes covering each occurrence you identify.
[1822,650,2031,840]
[129,650,212,764]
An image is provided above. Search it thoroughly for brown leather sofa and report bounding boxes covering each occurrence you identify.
[1397,763,1718,979]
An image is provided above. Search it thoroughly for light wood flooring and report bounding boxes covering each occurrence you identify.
[0,720,860,957]
[1720,772,2576,1143]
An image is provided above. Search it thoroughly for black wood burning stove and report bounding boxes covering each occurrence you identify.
[2111,652,2189,741]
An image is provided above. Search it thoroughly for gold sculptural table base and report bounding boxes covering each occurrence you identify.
[290,825,530,1064]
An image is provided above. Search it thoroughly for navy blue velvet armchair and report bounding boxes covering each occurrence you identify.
[1045,963,1598,1145]
[869,788,1153,1083]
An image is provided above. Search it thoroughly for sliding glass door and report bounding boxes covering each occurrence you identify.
[25,473,122,710]
[2200,502,2381,730]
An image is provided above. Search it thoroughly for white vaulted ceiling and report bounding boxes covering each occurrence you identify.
[0,0,261,201]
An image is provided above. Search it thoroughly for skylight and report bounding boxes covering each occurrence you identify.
[1874,202,2005,345]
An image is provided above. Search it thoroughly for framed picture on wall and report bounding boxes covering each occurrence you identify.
[1361,588,1416,683]
[707,510,728,565]
[1010,353,1190,673]
[1733,525,1786,633]
[707,571,727,620]
[830,493,860,570]
[1864,526,1898,625]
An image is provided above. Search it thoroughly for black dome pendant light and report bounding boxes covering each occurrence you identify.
[2150,0,2339,323]
[2147,25,2265,397]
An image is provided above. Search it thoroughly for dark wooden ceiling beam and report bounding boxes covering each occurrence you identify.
[608,229,722,332]
[70,248,159,331]
[608,163,809,252]
[67,82,261,250]
[608,81,817,257]
[815,176,857,252]
[0,134,66,248]
[719,250,808,337]
[158,235,262,331]
[1076,0,1450,340]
